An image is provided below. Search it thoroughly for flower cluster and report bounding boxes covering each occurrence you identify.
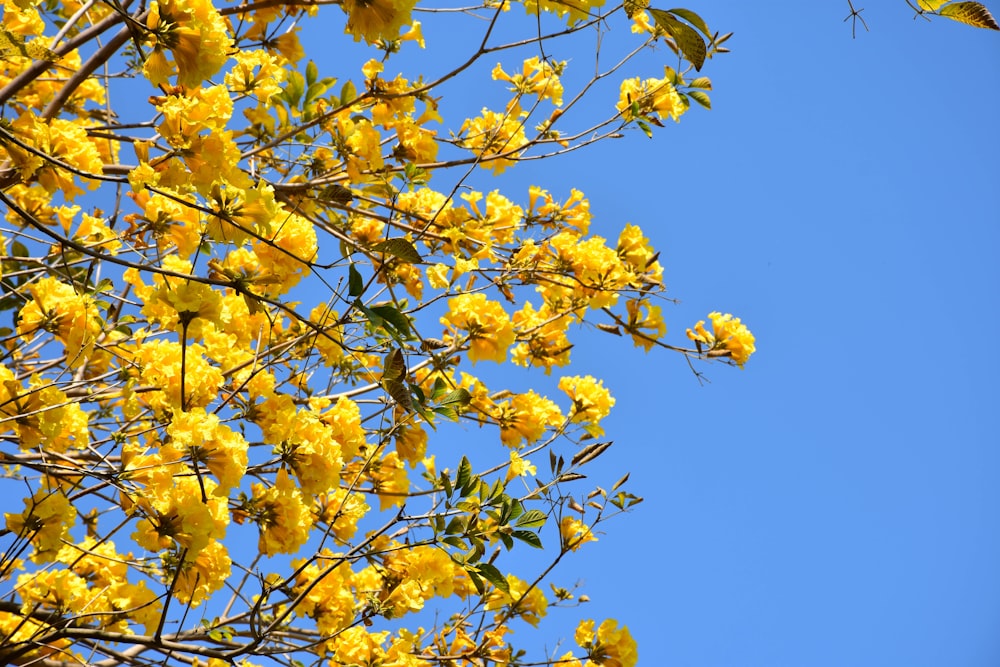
[617,68,688,123]
[686,312,757,367]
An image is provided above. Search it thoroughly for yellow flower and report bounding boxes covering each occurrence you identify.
[459,107,530,175]
[617,68,687,123]
[0,377,90,452]
[171,539,231,606]
[5,486,77,563]
[321,396,367,462]
[441,293,516,364]
[16,569,93,614]
[143,0,230,88]
[132,475,228,557]
[332,627,388,665]
[511,301,573,372]
[575,619,638,667]
[225,50,285,101]
[130,339,223,413]
[291,550,356,635]
[485,574,548,626]
[624,298,666,351]
[315,488,370,542]
[505,450,536,482]
[494,389,564,448]
[165,409,248,495]
[17,276,102,367]
[426,263,450,289]
[75,212,122,255]
[342,118,385,182]
[6,113,104,197]
[545,231,628,310]
[493,56,565,106]
[341,0,418,43]
[309,303,345,366]
[617,223,663,285]
[376,544,463,615]
[528,186,592,234]
[139,255,224,334]
[558,374,615,437]
[520,0,608,25]
[155,85,233,148]
[686,311,756,367]
[395,422,428,467]
[400,20,425,47]
[274,29,305,62]
[560,516,597,551]
[252,468,314,556]
[395,117,440,163]
[372,450,409,511]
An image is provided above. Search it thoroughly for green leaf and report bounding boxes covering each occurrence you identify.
[432,405,459,421]
[487,478,505,502]
[443,535,466,550]
[319,184,354,206]
[649,8,708,71]
[476,562,510,593]
[382,348,406,382]
[444,516,465,535]
[359,301,411,338]
[438,387,472,407]
[456,456,473,495]
[348,264,364,297]
[688,90,712,109]
[636,118,654,139]
[666,7,712,38]
[429,376,448,400]
[688,76,712,90]
[340,80,357,105]
[370,304,409,334]
[939,2,1000,29]
[371,238,423,263]
[467,569,485,596]
[514,509,547,529]
[412,395,434,424]
[466,539,485,563]
[306,60,319,87]
[282,71,305,106]
[382,379,413,411]
[412,382,425,406]
[512,529,543,549]
[440,470,454,497]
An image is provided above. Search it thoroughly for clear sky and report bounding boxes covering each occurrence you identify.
[488,4,1000,666]
[330,2,1000,665]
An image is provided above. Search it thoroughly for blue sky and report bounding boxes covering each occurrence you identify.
[334,2,998,665]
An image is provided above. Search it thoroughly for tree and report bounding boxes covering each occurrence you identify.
[0,0,992,666]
